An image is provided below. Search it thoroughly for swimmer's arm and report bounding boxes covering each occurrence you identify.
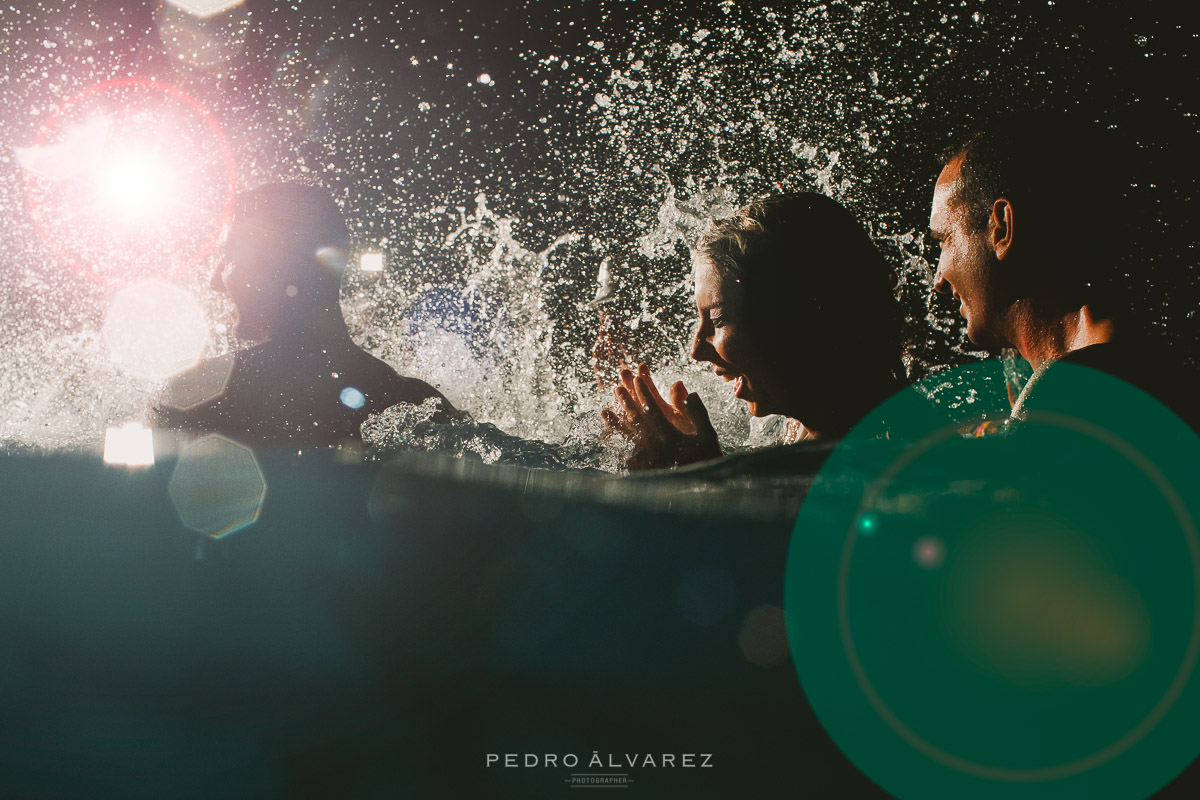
[389,376,461,422]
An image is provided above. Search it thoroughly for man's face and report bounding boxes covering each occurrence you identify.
[929,156,1007,349]
[212,220,274,342]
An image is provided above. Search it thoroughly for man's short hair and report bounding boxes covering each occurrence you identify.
[225,183,350,300]
[231,183,350,257]
[941,111,1131,317]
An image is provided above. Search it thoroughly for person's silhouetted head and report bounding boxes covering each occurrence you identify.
[215,183,351,341]
[692,192,904,436]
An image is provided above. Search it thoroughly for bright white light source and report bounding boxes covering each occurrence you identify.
[477,73,494,85]
[103,280,208,381]
[103,422,155,467]
[360,252,384,272]
[165,0,245,18]
[95,150,171,222]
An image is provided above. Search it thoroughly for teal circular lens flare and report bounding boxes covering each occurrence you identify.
[786,362,1200,800]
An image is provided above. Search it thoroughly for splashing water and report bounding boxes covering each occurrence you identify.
[0,2,1192,461]
[361,396,616,471]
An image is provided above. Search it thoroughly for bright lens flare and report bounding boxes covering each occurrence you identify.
[165,0,246,18]
[103,423,155,467]
[102,280,208,381]
[21,77,237,286]
[96,151,173,222]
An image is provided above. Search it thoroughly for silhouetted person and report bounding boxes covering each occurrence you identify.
[929,111,1198,428]
[153,183,451,448]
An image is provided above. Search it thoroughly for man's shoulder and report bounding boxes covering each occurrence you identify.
[1059,340,1133,371]
[155,351,241,414]
[1062,338,1196,386]
[1057,338,1200,428]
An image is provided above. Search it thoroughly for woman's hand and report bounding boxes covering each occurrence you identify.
[601,364,722,470]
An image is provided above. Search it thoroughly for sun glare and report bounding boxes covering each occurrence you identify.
[96,151,172,222]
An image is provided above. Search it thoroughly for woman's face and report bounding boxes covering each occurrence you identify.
[690,257,788,418]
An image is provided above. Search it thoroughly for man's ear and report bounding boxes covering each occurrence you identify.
[991,197,1014,260]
